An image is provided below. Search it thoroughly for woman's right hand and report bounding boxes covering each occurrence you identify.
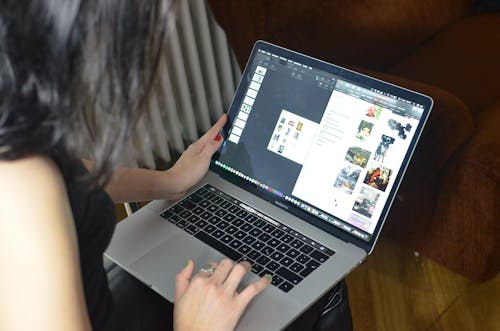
[174,259,271,331]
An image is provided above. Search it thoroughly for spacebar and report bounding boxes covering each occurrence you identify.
[194,231,243,261]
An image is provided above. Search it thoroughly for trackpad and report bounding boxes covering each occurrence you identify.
[128,233,257,302]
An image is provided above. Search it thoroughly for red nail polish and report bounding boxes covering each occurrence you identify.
[214,134,222,141]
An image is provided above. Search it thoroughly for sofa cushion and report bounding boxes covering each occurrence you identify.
[389,13,500,113]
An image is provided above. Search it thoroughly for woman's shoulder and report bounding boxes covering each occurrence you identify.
[0,155,67,214]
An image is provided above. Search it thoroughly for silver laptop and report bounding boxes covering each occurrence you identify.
[105,41,433,330]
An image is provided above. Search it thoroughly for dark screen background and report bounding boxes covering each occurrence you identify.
[218,62,331,195]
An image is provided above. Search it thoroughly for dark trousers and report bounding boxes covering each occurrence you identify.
[106,266,352,331]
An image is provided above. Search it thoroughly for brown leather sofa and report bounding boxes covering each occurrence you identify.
[208,0,499,281]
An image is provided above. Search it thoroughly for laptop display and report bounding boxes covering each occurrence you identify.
[212,41,432,251]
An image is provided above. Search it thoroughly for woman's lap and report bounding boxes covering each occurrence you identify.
[106,266,352,331]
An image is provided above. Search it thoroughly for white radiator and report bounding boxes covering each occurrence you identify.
[126,0,241,169]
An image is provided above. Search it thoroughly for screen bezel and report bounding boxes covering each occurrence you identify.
[210,40,433,253]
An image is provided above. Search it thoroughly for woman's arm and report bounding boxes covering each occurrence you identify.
[87,115,227,204]
[0,156,92,331]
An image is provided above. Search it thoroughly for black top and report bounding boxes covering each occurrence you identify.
[51,151,117,330]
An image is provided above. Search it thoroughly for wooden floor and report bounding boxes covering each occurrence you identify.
[346,234,500,331]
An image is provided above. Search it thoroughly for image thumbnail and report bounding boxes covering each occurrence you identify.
[366,105,382,119]
[373,134,395,163]
[346,213,372,232]
[363,164,393,192]
[334,164,362,194]
[355,120,374,142]
[345,146,371,168]
[352,187,380,218]
[387,118,412,139]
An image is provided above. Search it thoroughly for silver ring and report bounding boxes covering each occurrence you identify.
[199,264,216,276]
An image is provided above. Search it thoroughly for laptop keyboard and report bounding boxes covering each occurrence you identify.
[160,185,335,292]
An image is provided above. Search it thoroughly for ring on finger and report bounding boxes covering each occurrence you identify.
[198,264,217,276]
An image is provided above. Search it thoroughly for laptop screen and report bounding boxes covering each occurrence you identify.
[212,41,432,251]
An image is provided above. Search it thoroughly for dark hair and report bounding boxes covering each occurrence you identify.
[0,0,175,186]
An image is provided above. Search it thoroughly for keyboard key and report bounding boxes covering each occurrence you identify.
[221,235,233,244]
[254,220,266,228]
[243,236,256,245]
[300,260,320,277]
[290,262,305,273]
[280,257,294,267]
[268,238,280,247]
[179,210,191,219]
[229,240,243,250]
[248,250,261,260]
[217,221,229,230]
[176,219,188,228]
[170,204,184,214]
[207,215,221,225]
[237,244,251,255]
[276,267,303,285]
[281,234,294,243]
[240,223,253,232]
[262,224,274,233]
[223,214,236,222]
[220,201,231,209]
[204,224,216,233]
[279,281,294,292]
[252,264,264,274]
[200,200,211,208]
[160,210,173,219]
[310,249,329,263]
[178,200,196,210]
[192,207,205,215]
[211,196,224,205]
[228,205,240,214]
[277,243,290,253]
[267,261,280,271]
[234,231,246,240]
[286,249,300,258]
[297,254,311,264]
[250,228,263,237]
[194,231,242,261]
[195,188,208,196]
[270,251,284,261]
[212,230,224,239]
[258,233,272,242]
[271,229,285,239]
[299,244,314,254]
[270,274,284,286]
[195,220,208,229]
[290,239,304,249]
[215,209,228,217]
[207,204,219,213]
[251,241,265,250]
[257,256,270,266]
[204,192,216,200]
[225,225,238,235]
[245,215,258,223]
[187,215,200,223]
[200,211,212,219]
[232,218,245,227]
[260,246,275,256]
[185,224,199,234]
[188,193,204,202]
[236,210,248,218]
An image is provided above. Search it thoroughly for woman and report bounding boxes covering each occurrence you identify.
[0,1,269,330]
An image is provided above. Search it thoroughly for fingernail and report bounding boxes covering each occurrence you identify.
[214,134,222,141]
[186,260,190,267]
[265,274,273,283]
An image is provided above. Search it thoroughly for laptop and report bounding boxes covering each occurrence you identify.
[105,40,433,330]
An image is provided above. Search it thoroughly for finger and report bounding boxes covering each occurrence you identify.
[199,114,227,143]
[211,258,234,284]
[175,259,195,302]
[237,275,271,307]
[223,261,251,293]
[201,134,225,159]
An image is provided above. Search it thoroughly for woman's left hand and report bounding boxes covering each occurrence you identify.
[164,114,227,200]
